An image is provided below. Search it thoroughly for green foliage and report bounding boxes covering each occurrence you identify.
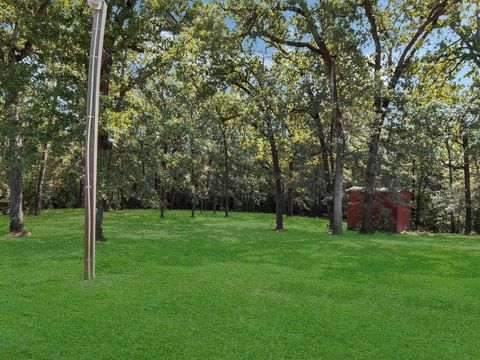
[1,0,479,233]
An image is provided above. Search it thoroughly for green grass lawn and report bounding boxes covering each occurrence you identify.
[1,209,479,359]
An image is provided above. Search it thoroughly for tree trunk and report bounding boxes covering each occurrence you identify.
[139,140,146,177]
[463,135,472,234]
[328,60,345,235]
[310,111,333,226]
[331,126,345,234]
[6,94,25,233]
[190,138,197,218]
[415,178,426,229]
[411,160,417,231]
[94,35,114,241]
[96,198,105,241]
[34,94,56,216]
[34,142,50,216]
[360,125,382,233]
[221,123,230,217]
[359,0,444,232]
[445,139,456,233]
[286,160,294,217]
[120,187,124,210]
[95,134,110,241]
[159,181,165,218]
[416,183,422,229]
[9,134,24,233]
[159,144,168,218]
[191,199,196,218]
[286,187,294,217]
[78,179,84,209]
[267,125,284,231]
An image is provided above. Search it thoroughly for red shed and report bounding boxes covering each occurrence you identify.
[346,187,412,232]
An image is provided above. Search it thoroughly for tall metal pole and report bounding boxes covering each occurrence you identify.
[85,0,107,280]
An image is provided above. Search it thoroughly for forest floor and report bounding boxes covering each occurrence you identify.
[1,209,479,359]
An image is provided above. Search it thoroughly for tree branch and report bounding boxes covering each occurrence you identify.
[362,0,382,71]
[390,0,460,90]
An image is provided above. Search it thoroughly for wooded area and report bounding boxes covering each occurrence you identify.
[1,0,479,236]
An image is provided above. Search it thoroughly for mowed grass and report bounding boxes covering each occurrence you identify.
[1,210,479,359]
